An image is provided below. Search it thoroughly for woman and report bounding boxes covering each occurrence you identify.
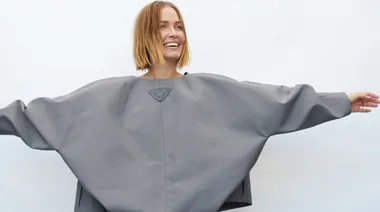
[1,1,379,212]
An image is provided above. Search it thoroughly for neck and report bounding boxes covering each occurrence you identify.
[143,61,182,80]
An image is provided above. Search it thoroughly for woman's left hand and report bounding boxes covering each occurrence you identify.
[347,92,380,113]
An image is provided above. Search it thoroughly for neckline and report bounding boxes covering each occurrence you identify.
[135,72,189,82]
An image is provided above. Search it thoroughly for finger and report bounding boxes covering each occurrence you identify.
[363,102,379,107]
[364,92,379,99]
[356,93,371,100]
[357,107,372,113]
[365,98,380,104]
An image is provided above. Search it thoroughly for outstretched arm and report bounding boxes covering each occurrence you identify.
[0,100,54,150]
[0,77,125,151]
[241,82,379,137]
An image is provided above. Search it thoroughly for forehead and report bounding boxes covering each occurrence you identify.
[160,6,180,22]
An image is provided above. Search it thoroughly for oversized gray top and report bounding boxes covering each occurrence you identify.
[0,73,351,212]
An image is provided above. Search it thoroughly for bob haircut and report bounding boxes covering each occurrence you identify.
[133,1,190,71]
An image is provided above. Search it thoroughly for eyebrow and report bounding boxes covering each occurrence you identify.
[160,21,182,24]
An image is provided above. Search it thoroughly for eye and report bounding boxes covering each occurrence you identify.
[175,25,183,30]
[159,25,166,29]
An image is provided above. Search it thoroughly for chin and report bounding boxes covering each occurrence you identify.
[163,48,182,63]
[163,55,181,62]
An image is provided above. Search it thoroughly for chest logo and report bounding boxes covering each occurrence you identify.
[148,87,172,102]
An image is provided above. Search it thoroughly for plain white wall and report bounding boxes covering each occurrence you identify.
[0,0,379,211]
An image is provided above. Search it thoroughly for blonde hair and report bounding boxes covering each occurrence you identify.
[133,1,190,71]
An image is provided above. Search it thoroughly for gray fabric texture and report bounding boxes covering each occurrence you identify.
[0,73,351,212]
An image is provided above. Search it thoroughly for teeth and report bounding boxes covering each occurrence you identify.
[164,42,178,47]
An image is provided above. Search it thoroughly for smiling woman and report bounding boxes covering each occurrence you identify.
[133,1,190,80]
[0,1,379,212]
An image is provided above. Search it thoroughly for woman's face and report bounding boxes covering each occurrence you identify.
[159,6,185,63]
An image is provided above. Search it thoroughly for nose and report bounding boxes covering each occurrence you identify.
[167,27,178,37]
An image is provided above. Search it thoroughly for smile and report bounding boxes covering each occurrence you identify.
[164,42,179,47]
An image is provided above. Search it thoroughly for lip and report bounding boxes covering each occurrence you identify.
[163,41,180,47]
[164,41,179,45]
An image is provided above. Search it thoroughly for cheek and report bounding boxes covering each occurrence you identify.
[179,33,186,44]
[160,31,168,41]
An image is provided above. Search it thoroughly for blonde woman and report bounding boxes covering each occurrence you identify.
[1,1,379,212]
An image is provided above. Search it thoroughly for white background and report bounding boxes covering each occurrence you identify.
[0,0,379,211]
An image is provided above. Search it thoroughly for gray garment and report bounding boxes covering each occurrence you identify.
[73,175,252,211]
[0,73,351,212]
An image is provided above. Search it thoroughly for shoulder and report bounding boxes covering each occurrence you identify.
[187,73,263,90]
[67,76,137,95]
[30,75,139,106]
[189,73,238,83]
[62,76,138,98]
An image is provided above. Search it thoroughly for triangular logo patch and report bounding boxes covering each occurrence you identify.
[148,87,172,102]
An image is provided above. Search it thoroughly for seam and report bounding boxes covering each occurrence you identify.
[158,80,168,212]
[77,183,83,207]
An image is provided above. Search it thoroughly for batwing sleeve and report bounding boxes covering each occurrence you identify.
[0,99,56,150]
[0,77,117,151]
[241,82,352,137]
